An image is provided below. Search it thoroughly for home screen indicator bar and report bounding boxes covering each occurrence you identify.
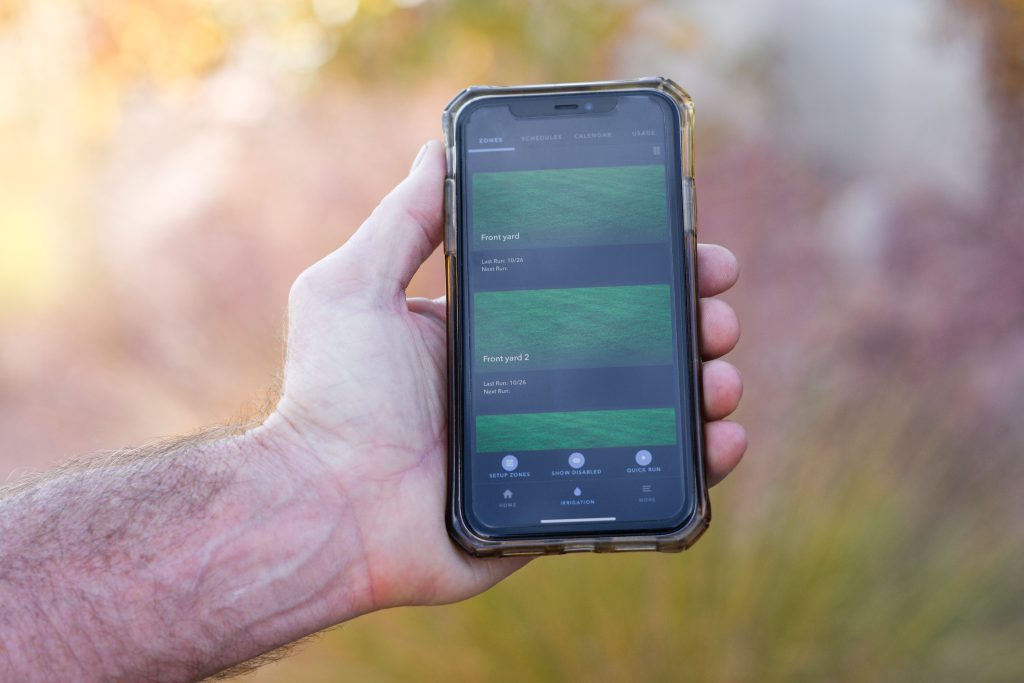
[540,516,617,524]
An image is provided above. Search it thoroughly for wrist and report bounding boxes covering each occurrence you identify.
[0,420,376,680]
[110,422,377,676]
[183,420,377,656]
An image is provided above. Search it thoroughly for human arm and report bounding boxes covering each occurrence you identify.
[0,140,745,680]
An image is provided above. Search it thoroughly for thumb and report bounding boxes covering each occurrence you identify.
[341,139,446,295]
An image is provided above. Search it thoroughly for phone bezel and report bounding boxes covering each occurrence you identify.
[443,78,710,556]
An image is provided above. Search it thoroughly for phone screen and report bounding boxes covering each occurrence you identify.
[455,91,698,537]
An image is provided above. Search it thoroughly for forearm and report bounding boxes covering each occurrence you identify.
[0,421,370,681]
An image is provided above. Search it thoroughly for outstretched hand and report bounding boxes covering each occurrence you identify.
[0,139,745,682]
[268,140,746,613]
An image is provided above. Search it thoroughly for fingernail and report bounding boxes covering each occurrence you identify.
[410,141,431,172]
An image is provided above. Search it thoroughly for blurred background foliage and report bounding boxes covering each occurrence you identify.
[1,0,1023,680]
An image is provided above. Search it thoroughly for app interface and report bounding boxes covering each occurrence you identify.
[459,93,695,535]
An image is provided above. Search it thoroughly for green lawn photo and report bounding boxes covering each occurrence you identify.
[473,284,673,371]
[471,165,668,249]
[475,407,677,453]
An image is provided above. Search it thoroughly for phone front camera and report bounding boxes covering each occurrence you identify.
[583,102,594,112]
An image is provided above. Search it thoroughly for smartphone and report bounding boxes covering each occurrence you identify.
[442,77,708,556]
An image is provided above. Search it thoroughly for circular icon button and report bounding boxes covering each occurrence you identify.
[501,454,519,472]
[568,452,586,469]
[635,449,653,466]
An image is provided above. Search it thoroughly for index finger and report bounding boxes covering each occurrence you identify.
[698,243,739,297]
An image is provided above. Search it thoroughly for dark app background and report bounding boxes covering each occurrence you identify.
[458,92,697,536]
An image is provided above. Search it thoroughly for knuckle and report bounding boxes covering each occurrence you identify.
[374,196,436,246]
[288,252,378,312]
[288,264,324,306]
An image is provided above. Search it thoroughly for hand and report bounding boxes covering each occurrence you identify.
[268,140,746,613]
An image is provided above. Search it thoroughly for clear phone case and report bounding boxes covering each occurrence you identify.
[442,77,708,557]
